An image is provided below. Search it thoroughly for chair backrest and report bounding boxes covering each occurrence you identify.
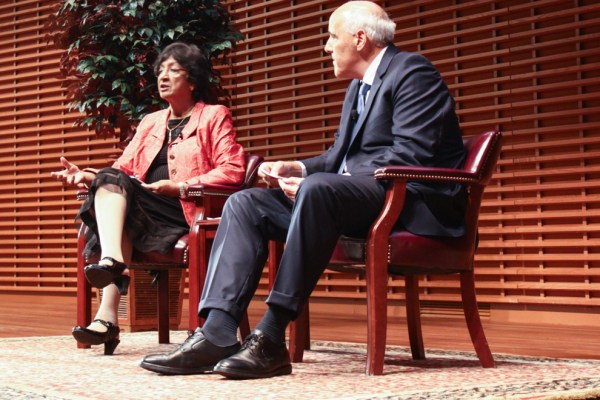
[462,130,502,185]
[462,130,502,227]
[453,130,502,270]
[242,153,263,188]
[331,130,503,274]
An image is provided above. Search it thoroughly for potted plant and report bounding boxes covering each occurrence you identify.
[46,0,243,142]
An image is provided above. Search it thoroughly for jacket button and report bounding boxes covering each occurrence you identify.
[171,169,177,175]
[169,154,175,160]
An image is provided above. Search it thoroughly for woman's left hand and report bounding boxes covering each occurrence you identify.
[278,177,303,202]
[141,180,179,197]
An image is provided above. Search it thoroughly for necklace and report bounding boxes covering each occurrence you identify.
[166,116,190,144]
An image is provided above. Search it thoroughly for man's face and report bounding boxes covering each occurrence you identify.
[324,12,360,79]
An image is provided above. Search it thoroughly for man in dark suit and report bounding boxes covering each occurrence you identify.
[140,1,466,379]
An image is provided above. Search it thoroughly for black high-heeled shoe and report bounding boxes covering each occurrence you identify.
[72,319,121,355]
[84,257,129,295]
[113,275,130,295]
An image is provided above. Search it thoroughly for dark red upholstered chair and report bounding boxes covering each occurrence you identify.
[277,130,502,375]
[76,153,262,347]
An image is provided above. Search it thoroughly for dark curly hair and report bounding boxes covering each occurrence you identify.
[153,42,220,104]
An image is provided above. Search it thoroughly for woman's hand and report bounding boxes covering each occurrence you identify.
[50,157,94,188]
[278,177,304,202]
[141,180,180,197]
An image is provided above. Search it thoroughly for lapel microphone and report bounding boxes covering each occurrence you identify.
[350,109,358,121]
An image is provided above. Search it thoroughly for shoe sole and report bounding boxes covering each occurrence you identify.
[213,364,292,380]
[72,328,112,346]
[84,267,114,289]
[139,360,215,375]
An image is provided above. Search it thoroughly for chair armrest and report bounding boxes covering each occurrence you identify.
[77,184,244,203]
[366,165,479,263]
[187,183,248,221]
[186,183,244,198]
[79,184,243,200]
[76,190,89,201]
[374,165,480,185]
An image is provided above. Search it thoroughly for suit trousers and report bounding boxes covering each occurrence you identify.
[199,172,387,322]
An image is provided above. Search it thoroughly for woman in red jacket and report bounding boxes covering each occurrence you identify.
[51,42,245,354]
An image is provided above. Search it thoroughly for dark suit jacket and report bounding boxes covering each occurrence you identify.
[301,45,467,237]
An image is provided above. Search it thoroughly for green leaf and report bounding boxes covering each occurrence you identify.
[48,0,244,140]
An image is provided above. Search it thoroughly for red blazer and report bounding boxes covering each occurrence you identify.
[112,101,246,225]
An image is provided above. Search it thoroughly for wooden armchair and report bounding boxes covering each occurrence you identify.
[279,130,502,375]
[76,153,262,347]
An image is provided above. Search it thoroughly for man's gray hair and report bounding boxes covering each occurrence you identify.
[341,5,396,47]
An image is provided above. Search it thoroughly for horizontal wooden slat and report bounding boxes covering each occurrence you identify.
[0,287,74,293]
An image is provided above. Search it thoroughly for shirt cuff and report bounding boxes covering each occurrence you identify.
[297,162,307,177]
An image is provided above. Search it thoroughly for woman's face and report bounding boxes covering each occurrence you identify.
[157,56,194,102]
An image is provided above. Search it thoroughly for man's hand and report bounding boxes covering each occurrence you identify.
[141,180,180,197]
[50,157,93,189]
[278,177,304,202]
[258,161,303,187]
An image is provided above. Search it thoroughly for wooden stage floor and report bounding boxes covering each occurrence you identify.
[1,293,598,361]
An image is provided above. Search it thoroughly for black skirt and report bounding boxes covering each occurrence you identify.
[78,167,189,259]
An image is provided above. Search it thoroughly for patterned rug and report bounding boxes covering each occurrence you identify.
[1,331,599,400]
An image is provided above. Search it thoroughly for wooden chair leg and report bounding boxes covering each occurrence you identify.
[239,311,251,339]
[187,262,200,332]
[405,275,425,360]
[365,256,388,375]
[460,270,495,368]
[195,223,251,339]
[189,228,209,332]
[76,264,92,349]
[196,224,215,331]
[157,271,170,344]
[76,226,91,349]
[268,241,283,285]
[303,301,311,350]
[267,240,312,357]
[288,302,310,362]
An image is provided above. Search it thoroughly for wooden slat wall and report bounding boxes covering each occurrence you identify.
[1,0,599,312]
[0,0,120,293]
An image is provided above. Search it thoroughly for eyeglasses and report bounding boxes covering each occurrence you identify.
[157,66,187,77]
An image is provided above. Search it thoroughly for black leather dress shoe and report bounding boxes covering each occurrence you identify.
[213,329,292,379]
[139,328,240,375]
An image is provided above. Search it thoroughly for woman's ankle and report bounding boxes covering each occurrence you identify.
[98,256,125,266]
[88,318,116,332]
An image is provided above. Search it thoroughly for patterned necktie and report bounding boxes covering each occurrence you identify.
[338,82,371,174]
[356,82,371,115]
